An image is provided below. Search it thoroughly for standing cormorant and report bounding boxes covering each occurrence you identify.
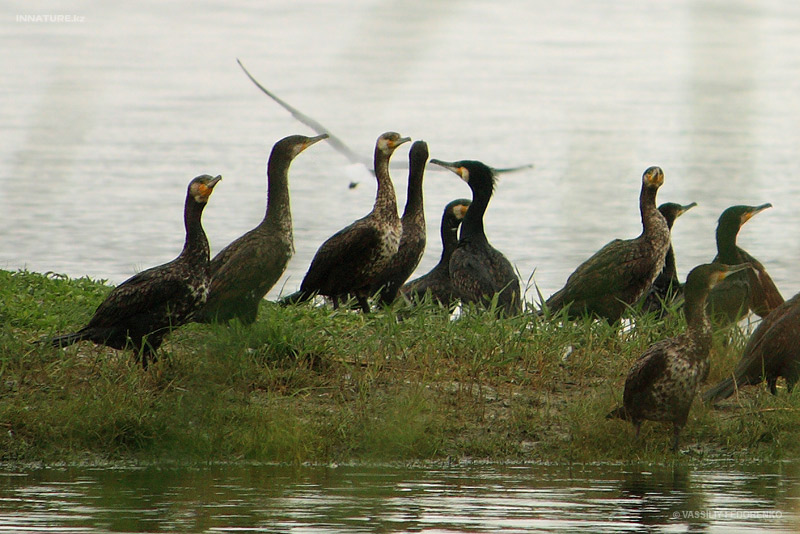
[46,174,221,368]
[370,140,429,305]
[706,204,784,325]
[283,132,409,312]
[197,134,328,324]
[544,166,670,323]
[704,291,800,403]
[608,262,750,450]
[429,158,521,316]
[640,202,697,314]
[401,198,471,306]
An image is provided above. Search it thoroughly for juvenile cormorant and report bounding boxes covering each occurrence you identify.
[46,174,221,368]
[370,140,429,305]
[608,262,750,450]
[544,166,670,323]
[197,134,328,324]
[429,158,521,316]
[640,202,697,314]
[706,204,784,325]
[284,132,409,312]
[704,291,800,403]
[401,198,471,306]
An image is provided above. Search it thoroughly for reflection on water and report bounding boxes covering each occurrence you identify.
[0,463,797,533]
[2,1,800,300]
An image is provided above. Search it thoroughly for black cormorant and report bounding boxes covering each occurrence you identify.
[704,291,800,403]
[706,204,784,325]
[608,262,750,450]
[284,131,409,312]
[640,202,697,314]
[429,158,521,316]
[544,166,670,323]
[370,140,429,305]
[197,134,328,324]
[401,198,471,306]
[46,174,221,368]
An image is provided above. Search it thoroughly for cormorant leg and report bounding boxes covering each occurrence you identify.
[670,424,681,452]
[357,296,371,314]
[767,377,778,396]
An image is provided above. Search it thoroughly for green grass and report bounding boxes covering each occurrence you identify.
[1,268,798,465]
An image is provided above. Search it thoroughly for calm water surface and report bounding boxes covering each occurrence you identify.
[0,462,798,533]
[2,1,800,300]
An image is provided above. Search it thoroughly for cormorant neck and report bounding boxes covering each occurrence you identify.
[374,149,399,219]
[684,289,712,343]
[715,222,740,262]
[263,153,292,231]
[640,185,665,237]
[181,198,210,264]
[663,247,677,282]
[460,188,489,242]
[439,217,460,266]
[403,164,424,220]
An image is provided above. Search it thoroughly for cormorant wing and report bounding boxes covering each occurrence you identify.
[300,222,382,293]
[623,340,672,405]
[736,247,784,317]
[87,265,195,329]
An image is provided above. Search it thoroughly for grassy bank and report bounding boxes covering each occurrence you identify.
[1,269,798,465]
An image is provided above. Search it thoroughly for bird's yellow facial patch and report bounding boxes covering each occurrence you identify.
[643,166,664,188]
[191,181,215,203]
[453,204,469,219]
[458,167,470,183]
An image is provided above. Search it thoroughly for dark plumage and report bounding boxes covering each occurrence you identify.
[196,134,328,324]
[640,202,697,314]
[544,166,670,323]
[706,204,784,325]
[704,292,800,403]
[46,175,221,368]
[283,131,409,312]
[608,263,750,450]
[429,158,521,316]
[401,198,471,306]
[370,140,429,305]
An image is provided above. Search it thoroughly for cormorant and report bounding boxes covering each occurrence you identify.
[370,140,429,305]
[401,198,471,306]
[283,131,409,312]
[46,174,221,368]
[640,202,697,314]
[197,133,328,324]
[429,158,521,316]
[706,204,784,325]
[544,166,670,323]
[704,291,800,403]
[608,262,750,450]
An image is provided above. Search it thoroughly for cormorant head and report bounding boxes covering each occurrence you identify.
[376,132,411,155]
[272,133,329,162]
[642,166,664,189]
[658,201,697,229]
[447,198,471,221]
[717,203,772,230]
[408,140,429,167]
[189,174,222,204]
[430,159,497,194]
[685,262,753,294]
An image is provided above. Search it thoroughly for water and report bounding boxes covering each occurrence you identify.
[2,1,800,301]
[0,462,797,533]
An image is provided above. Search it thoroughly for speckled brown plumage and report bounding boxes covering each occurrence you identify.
[370,140,429,305]
[401,198,471,306]
[640,202,697,315]
[430,158,520,316]
[706,204,784,325]
[283,132,408,312]
[545,166,670,323]
[704,291,800,403]
[197,134,327,324]
[46,174,221,368]
[608,262,749,450]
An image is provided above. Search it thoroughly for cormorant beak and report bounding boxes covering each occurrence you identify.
[643,166,664,188]
[677,202,698,218]
[392,136,411,149]
[430,159,468,183]
[715,262,754,285]
[304,133,329,150]
[741,203,772,224]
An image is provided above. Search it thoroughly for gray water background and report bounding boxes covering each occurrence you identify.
[3,1,800,302]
